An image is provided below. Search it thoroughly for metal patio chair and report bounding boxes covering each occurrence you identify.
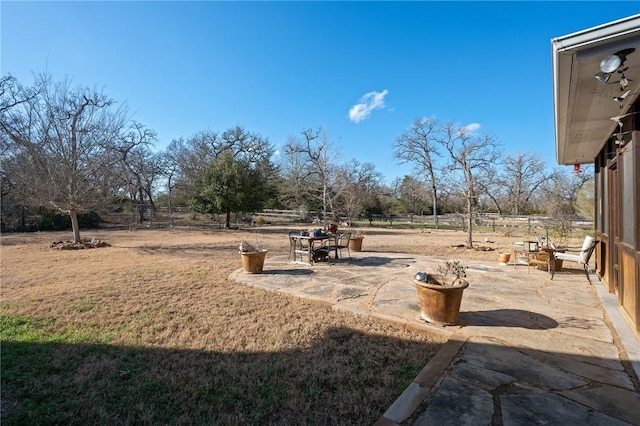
[550,235,599,283]
[289,231,309,262]
[334,232,352,260]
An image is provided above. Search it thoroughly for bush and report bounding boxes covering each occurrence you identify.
[35,209,70,231]
[1,208,102,233]
[78,211,102,228]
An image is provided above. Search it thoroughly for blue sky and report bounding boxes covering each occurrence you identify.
[2,1,639,184]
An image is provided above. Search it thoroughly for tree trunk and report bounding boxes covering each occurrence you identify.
[168,183,174,228]
[322,183,328,230]
[431,189,438,229]
[137,183,145,222]
[21,205,26,232]
[69,208,82,243]
[225,211,231,229]
[466,195,473,248]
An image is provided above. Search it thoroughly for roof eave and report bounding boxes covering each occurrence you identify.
[552,14,640,165]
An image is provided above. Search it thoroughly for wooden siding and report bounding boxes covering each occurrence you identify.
[620,245,639,336]
[595,129,639,337]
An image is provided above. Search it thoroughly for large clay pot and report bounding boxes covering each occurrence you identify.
[349,236,364,252]
[498,253,511,265]
[240,250,267,273]
[414,277,469,325]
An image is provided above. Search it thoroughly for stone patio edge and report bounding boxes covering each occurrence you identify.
[376,332,469,425]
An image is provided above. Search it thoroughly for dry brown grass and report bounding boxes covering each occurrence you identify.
[0,224,590,424]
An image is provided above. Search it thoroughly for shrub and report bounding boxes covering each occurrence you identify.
[3,208,102,232]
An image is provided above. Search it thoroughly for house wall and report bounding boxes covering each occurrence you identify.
[595,126,640,338]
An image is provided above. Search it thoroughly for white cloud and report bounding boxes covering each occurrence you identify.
[459,123,481,135]
[348,89,389,123]
[464,123,481,132]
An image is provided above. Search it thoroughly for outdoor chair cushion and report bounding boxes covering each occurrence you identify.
[553,253,585,263]
[550,235,597,282]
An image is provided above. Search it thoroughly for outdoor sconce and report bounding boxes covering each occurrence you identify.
[595,48,635,85]
[600,53,623,73]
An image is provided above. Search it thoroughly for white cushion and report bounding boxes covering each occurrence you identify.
[555,253,585,264]
[580,236,594,261]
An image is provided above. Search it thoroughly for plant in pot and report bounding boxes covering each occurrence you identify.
[239,240,267,274]
[414,260,469,326]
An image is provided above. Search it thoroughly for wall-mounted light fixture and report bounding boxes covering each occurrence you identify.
[600,53,623,73]
[595,48,635,87]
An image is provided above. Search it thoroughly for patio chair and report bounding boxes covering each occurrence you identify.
[289,231,310,262]
[288,231,297,260]
[550,235,598,283]
[334,232,352,259]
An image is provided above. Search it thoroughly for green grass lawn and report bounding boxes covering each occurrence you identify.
[1,314,436,425]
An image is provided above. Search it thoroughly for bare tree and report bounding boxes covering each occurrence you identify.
[436,122,501,248]
[540,165,593,246]
[1,75,41,157]
[285,127,339,228]
[278,135,314,211]
[397,175,430,218]
[543,165,593,218]
[158,147,180,225]
[393,117,442,228]
[1,76,42,230]
[502,153,549,215]
[1,74,127,243]
[1,150,36,231]
[476,169,507,215]
[164,137,202,202]
[574,179,594,220]
[0,74,40,114]
[334,160,383,226]
[116,122,158,224]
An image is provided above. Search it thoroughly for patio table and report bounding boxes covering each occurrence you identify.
[512,248,550,273]
[289,233,337,264]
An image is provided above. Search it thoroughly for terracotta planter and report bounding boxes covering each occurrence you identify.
[498,253,511,265]
[349,236,364,251]
[240,250,267,273]
[414,277,469,325]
